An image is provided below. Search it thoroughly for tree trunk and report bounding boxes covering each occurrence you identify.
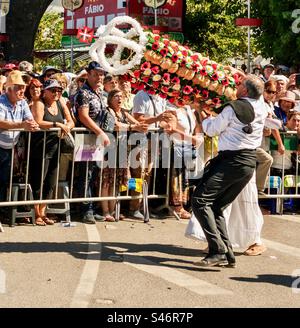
[4,0,53,61]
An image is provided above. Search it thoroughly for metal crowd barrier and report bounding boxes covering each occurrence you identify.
[0,128,205,225]
[2,128,297,226]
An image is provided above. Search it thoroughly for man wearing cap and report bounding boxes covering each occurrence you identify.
[0,70,39,213]
[74,61,110,224]
[1,63,18,77]
[40,66,63,83]
[261,64,275,82]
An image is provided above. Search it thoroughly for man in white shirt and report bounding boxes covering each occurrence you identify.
[192,74,266,268]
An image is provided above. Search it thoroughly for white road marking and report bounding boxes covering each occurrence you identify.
[123,253,233,296]
[265,215,300,224]
[0,268,6,294]
[70,225,101,308]
[262,238,300,259]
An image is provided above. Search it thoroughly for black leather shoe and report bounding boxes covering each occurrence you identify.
[224,248,236,268]
[194,254,228,267]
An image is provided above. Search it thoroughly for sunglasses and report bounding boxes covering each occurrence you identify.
[266,90,276,95]
[49,88,62,94]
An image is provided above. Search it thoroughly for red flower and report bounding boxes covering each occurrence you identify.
[191,54,199,61]
[183,95,191,102]
[211,73,219,81]
[163,73,170,82]
[182,50,188,57]
[171,54,179,63]
[163,39,170,46]
[169,97,176,104]
[137,83,146,91]
[160,48,168,57]
[141,62,151,71]
[177,99,185,107]
[192,63,200,72]
[172,91,181,97]
[200,58,208,66]
[131,82,139,89]
[148,88,156,95]
[222,78,229,86]
[200,68,208,76]
[181,59,187,66]
[193,87,200,95]
[142,76,150,83]
[151,66,160,74]
[154,35,160,41]
[161,86,169,93]
[233,73,240,84]
[201,90,209,99]
[212,63,218,70]
[160,93,168,99]
[133,70,141,78]
[152,81,160,89]
[152,42,159,50]
[183,85,193,95]
[212,98,221,106]
[171,77,180,84]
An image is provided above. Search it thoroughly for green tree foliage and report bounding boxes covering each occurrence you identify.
[184,0,257,64]
[33,12,63,72]
[252,0,300,66]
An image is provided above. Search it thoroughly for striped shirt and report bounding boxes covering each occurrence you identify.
[0,94,33,149]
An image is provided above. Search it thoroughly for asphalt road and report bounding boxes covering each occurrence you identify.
[0,214,300,308]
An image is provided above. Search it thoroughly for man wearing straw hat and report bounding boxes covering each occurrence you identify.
[0,70,39,214]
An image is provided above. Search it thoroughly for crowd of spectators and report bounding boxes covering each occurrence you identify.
[0,59,300,225]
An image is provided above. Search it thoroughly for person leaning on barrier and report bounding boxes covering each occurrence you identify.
[270,111,300,177]
[99,89,148,222]
[0,70,39,219]
[274,90,296,126]
[164,102,203,219]
[130,90,172,219]
[74,61,110,224]
[192,73,267,268]
[256,81,285,195]
[29,79,75,226]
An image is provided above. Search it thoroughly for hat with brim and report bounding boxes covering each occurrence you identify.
[86,61,105,72]
[279,90,296,107]
[41,66,62,77]
[43,79,63,90]
[6,70,26,87]
[263,64,275,70]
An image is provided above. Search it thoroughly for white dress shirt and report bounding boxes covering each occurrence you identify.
[202,97,268,151]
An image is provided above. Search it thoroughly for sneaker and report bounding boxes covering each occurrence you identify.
[82,212,96,224]
[94,213,106,222]
[129,210,144,220]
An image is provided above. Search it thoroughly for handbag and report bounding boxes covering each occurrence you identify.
[60,132,75,154]
[97,109,115,133]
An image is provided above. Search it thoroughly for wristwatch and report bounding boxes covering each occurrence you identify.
[53,122,57,127]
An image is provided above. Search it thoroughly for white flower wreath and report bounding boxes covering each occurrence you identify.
[89,16,148,75]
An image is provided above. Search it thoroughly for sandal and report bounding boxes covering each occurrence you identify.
[176,208,191,220]
[42,216,55,225]
[244,244,267,256]
[104,214,115,222]
[35,217,46,226]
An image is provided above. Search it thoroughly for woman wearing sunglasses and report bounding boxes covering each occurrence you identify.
[29,79,74,226]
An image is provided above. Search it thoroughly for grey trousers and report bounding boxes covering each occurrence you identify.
[192,150,256,255]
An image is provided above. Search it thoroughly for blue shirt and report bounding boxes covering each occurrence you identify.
[0,94,33,149]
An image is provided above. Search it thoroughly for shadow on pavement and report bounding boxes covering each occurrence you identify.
[230,274,294,288]
[0,241,219,273]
